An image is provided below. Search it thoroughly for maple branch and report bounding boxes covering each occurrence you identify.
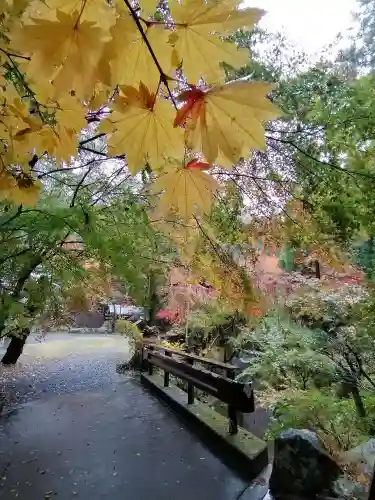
[20,209,79,234]
[37,162,96,179]
[79,144,125,161]
[216,172,275,181]
[79,145,108,156]
[4,55,45,123]
[29,154,39,169]
[70,166,93,208]
[0,47,31,61]
[79,133,106,146]
[123,0,178,109]
[89,166,126,204]
[0,247,34,267]
[269,136,375,181]
[193,215,232,269]
[86,109,109,123]
[0,205,23,229]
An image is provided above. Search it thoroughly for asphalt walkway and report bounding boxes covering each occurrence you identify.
[0,334,266,500]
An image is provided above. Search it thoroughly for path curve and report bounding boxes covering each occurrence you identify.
[0,333,260,500]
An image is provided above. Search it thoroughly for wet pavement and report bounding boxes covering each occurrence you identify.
[0,333,129,409]
[0,333,267,500]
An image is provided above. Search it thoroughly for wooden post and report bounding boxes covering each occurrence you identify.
[164,350,171,387]
[227,367,240,434]
[148,352,153,375]
[228,405,238,435]
[187,358,194,404]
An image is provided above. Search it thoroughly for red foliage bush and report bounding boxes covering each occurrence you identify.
[156,308,181,325]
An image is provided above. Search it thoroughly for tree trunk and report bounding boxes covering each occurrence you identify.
[0,255,43,340]
[314,259,321,279]
[350,383,367,419]
[148,272,159,326]
[1,328,29,365]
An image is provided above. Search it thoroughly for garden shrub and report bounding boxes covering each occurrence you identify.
[115,319,142,348]
[267,389,372,451]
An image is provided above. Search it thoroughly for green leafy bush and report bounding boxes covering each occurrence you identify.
[115,319,142,347]
[233,310,336,390]
[187,302,246,348]
[268,389,373,451]
[285,282,366,332]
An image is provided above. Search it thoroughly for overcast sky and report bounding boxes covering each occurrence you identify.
[245,0,357,55]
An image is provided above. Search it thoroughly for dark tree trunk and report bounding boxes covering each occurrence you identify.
[350,383,367,419]
[0,255,43,340]
[1,328,29,365]
[314,259,321,279]
[148,272,159,326]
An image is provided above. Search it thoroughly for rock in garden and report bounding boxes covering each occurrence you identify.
[269,429,342,498]
[345,438,375,475]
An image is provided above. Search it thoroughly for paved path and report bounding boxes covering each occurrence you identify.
[0,334,265,500]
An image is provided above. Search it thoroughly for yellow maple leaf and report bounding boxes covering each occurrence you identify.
[43,0,116,28]
[0,166,41,206]
[11,9,107,98]
[0,0,29,34]
[12,121,43,159]
[55,95,87,132]
[169,0,263,83]
[28,80,59,104]
[88,83,111,110]
[1,98,42,154]
[0,169,17,197]
[38,125,78,164]
[98,13,138,87]
[152,158,220,219]
[175,80,281,165]
[151,210,200,259]
[102,83,184,174]
[110,24,173,91]
[11,174,41,206]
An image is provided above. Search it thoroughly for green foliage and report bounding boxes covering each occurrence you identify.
[0,167,176,342]
[233,310,336,390]
[268,389,374,451]
[278,247,296,272]
[286,70,375,244]
[285,283,365,332]
[351,237,375,281]
[209,182,246,245]
[115,319,142,346]
[341,0,375,72]
[187,302,246,346]
[354,286,375,340]
[82,190,175,307]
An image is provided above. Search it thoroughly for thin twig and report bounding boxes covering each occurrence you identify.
[79,133,106,146]
[269,136,375,181]
[79,145,108,157]
[123,0,177,109]
[70,167,93,208]
[0,47,31,61]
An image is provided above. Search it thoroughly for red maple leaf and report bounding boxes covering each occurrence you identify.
[186,159,211,171]
[174,86,205,128]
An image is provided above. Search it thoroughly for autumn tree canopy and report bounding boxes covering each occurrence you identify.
[0,0,280,228]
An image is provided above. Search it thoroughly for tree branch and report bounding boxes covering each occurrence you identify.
[79,133,106,147]
[70,167,93,208]
[123,0,177,109]
[0,205,23,229]
[269,136,375,181]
